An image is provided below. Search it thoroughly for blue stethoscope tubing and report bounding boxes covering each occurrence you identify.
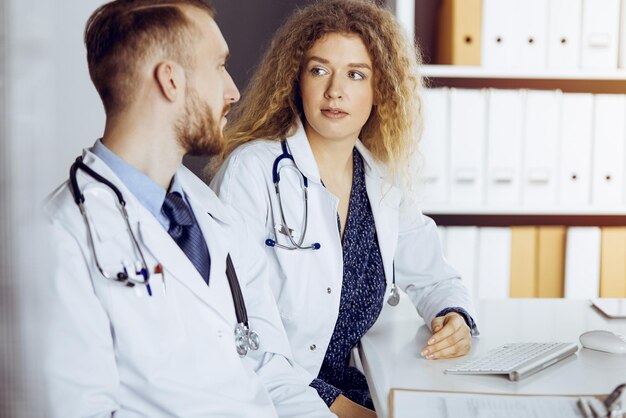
[69,155,259,357]
[265,140,320,251]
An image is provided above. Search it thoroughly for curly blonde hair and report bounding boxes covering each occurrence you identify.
[216,0,423,185]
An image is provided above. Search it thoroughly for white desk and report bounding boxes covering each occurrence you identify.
[359,299,626,418]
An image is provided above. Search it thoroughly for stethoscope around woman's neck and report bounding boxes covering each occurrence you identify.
[263,140,401,306]
[264,140,321,251]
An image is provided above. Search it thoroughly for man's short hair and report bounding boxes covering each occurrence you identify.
[84,0,215,116]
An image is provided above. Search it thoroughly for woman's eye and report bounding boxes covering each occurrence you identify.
[348,71,365,80]
[310,66,329,76]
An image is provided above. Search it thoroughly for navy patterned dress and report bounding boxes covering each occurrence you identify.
[309,148,476,410]
[309,149,386,410]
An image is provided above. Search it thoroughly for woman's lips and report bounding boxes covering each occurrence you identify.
[321,108,348,119]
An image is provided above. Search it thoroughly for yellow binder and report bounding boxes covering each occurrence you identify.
[510,227,538,298]
[599,227,626,297]
[537,226,566,298]
[436,0,482,65]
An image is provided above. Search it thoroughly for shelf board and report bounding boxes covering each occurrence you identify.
[421,206,626,216]
[421,207,626,227]
[421,65,626,81]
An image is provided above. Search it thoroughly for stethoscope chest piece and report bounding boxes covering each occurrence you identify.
[387,283,400,306]
[226,254,261,357]
[235,323,260,358]
[386,263,401,306]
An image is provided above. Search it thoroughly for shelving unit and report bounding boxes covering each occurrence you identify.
[393,0,626,300]
[419,65,626,225]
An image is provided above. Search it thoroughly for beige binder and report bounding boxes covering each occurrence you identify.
[436,0,482,65]
[510,226,538,297]
[537,226,566,298]
[599,227,626,297]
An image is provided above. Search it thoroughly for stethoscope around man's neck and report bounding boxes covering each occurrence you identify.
[263,140,401,307]
[69,155,260,357]
[69,156,152,287]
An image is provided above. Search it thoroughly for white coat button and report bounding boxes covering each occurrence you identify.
[326,287,332,294]
[310,344,317,351]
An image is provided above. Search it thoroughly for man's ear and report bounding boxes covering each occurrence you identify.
[154,61,183,102]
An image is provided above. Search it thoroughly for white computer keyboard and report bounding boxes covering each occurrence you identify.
[445,342,579,381]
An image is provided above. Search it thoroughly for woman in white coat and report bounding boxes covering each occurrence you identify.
[211,1,478,416]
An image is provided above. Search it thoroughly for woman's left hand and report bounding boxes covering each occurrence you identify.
[421,312,471,360]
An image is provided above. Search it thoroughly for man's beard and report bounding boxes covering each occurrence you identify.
[175,88,230,157]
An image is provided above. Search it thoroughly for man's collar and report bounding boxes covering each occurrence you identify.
[91,139,169,221]
[175,164,233,225]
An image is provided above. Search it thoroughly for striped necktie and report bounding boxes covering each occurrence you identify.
[161,192,211,285]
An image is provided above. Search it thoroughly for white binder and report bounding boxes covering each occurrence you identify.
[591,94,626,206]
[476,227,512,299]
[449,89,486,206]
[446,226,479,301]
[481,0,516,68]
[558,93,594,207]
[547,0,582,70]
[581,0,621,70]
[485,89,524,207]
[517,0,549,69]
[522,90,561,207]
[564,227,601,298]
[417,88,449,205]
[618,0,626,69]
[394,0,415,42]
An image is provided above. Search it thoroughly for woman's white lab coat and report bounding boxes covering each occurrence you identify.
[211,123,476,379]
[43,149,335,418]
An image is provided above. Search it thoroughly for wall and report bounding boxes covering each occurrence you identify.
[1,1,107,414]
[184,0,316,177]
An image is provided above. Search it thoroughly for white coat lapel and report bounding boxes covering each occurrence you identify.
[137,214,216,304]
[356,141,403,290]
[177,167,238,325]
[187,202,238,326]
[286,121,322,184]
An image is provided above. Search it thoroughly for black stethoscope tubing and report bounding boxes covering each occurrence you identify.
[225,254,248,324]
[69,156,256,339]
[70,156,125,206]
[70,156,150,286]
